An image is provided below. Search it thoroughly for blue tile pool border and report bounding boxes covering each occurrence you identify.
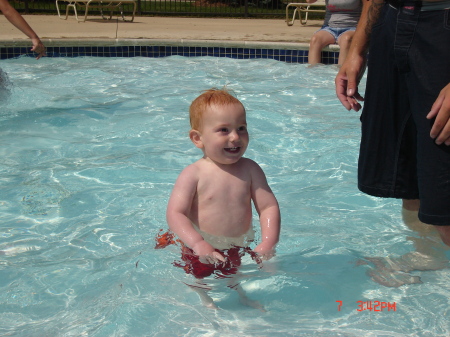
[0,39,339,64]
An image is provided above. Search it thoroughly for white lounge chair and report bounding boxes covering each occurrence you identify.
[286,0,326,26]
[56,0,136,22]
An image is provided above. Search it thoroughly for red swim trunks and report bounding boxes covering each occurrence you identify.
[155,230,258,279]
[175,245,257,279]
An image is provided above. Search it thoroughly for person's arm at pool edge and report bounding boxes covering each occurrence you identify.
[0,0,46,59]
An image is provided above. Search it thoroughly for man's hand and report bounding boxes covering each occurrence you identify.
[335,54,366,111]
[427,83,450,146]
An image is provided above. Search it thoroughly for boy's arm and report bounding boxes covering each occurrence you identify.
[0,0,46,59]
[166,166,225,264]
[250,162,281,260]
[335,0,383,111]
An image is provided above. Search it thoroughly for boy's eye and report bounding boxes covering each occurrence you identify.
[219,128,228,133]
[238,126,247,131]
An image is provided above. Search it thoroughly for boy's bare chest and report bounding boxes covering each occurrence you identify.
[197,170,251,201]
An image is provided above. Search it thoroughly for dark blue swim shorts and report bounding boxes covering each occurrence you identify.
[358,4,450,225]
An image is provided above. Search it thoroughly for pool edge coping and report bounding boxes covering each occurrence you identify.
[0,38,340,51]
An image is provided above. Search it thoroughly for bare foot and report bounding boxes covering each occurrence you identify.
[232,284,266,312]
[367,268,422,288]
[239,296,266,312]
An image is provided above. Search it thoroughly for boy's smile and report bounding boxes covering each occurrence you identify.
[225,147,240,153]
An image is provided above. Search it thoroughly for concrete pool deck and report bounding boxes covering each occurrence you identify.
[0,14,324,48]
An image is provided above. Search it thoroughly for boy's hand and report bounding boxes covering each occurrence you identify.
[202,251,227,265]
[253,243,276,261]
[192,240,226,264]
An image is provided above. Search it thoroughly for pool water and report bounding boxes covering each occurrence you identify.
[1,56,449,336]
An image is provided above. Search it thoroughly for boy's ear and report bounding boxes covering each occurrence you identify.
[189,129,204,149]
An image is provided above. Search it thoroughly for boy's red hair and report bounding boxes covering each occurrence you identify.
[189,88,244,131]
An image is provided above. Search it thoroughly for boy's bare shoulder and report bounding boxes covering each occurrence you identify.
[240,157,263,170]
[177,161,202,178]
[179,158,210,176]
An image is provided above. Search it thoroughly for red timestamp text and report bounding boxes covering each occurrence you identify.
[357,301,396,312]
[336,301,396,312]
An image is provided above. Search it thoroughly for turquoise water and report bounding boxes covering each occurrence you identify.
[0,56,449,336]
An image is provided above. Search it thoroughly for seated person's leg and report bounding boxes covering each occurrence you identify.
[336,30,355,65]
[308,29,335,65]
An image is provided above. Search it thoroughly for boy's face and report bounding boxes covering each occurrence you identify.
[191,102,249,165]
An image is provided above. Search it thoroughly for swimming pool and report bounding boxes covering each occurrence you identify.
[1,56,449,336]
